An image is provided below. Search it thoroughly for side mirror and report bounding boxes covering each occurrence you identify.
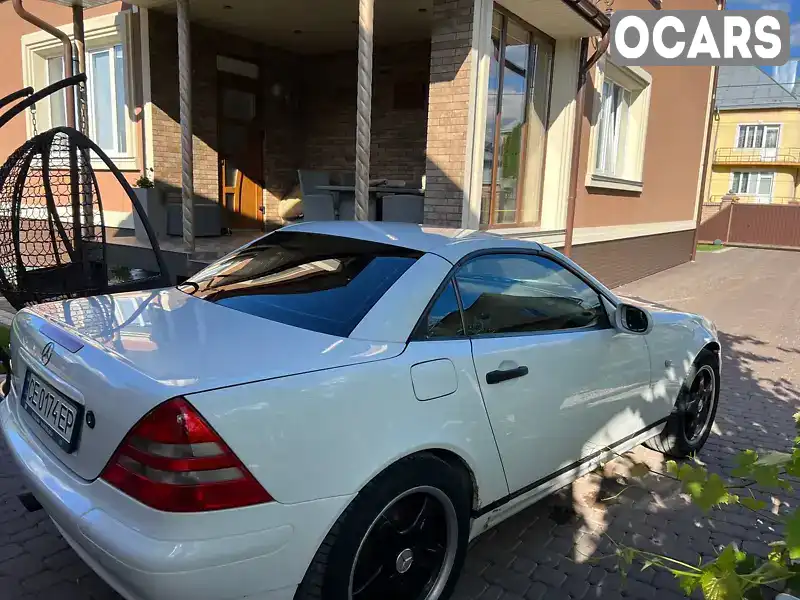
[614,303,653,335]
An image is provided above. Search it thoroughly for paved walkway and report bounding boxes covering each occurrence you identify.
[0,247,798,599]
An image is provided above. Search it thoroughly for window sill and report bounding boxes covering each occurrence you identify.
[90,155,138,172]
[587,174,644,193]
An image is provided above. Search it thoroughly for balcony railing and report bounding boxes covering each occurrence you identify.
[708,195,799,205]
[714,147,800,165]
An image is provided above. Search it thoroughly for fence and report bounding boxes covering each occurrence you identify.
[698,202,800,248]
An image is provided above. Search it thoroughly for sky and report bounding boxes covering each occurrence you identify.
[724,0,799,56]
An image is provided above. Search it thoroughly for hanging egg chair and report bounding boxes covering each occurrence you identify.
[0,76,171,310]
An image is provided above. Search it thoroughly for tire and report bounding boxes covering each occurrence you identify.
[645,348,720,458]
[295,453,472,600]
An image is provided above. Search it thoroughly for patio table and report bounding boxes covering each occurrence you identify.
[317,185,424,221]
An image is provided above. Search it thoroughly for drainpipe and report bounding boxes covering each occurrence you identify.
[12,0,75,129]
[691,78,720,249]
[563,32,610,258]
[690,0,725,261]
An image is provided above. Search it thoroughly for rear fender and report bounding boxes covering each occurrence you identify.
[188,340,509,508]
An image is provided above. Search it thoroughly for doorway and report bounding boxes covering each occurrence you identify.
[218,57,264,230]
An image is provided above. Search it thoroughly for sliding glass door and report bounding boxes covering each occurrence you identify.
[481,7,554,228]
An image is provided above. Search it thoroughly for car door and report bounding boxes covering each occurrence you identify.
[456,252,653,494]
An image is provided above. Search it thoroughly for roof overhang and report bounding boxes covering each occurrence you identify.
[28,0,610,47]
[497,0,609,39]
[21,0,116,6]
[562,0,611,34]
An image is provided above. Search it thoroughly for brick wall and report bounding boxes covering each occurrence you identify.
[424,0,474,227]
[148,11,299,225]
[149,11,433,225]
[299,43,430,184]
[701,201,722,223]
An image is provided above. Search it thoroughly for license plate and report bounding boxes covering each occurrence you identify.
[21,370,82,453]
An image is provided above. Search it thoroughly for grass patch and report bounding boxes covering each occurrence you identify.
[697,243,726,252]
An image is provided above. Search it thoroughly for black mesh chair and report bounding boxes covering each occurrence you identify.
[0,76,170,311]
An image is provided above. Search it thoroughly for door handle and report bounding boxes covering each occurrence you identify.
[486,366,529,385]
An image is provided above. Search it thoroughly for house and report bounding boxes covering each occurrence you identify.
[706,65,800,210]
[0,0,717,288]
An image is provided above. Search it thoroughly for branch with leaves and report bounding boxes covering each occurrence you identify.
[598,411,800,600]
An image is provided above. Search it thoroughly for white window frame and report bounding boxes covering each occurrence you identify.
[594,79,631,178]
[729,170,775,201]
[735,124,781,150]
[20,12,137,171]
[586,57,653,193]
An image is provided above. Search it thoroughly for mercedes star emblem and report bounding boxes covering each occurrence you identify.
[41,342,54,366]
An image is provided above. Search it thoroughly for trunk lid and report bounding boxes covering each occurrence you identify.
[10,288,404,480]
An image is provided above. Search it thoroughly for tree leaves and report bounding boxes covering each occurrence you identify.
[785,449,800,477]
[669,463,737,511]
[700,570,743,600]
[679,573,701,596]
[739,497,766,512]
[785,508,800,560]
[716,544,746,572]
[731,450,759,478]
[730,449,792,490]
[600,413,800,600]
[688,474,737,511]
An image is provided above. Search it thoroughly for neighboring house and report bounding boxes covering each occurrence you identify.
[708,65,800,207]
[0,0,716,288]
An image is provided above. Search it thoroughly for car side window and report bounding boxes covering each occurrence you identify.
[454,253,610,336]
[423,281,464,339]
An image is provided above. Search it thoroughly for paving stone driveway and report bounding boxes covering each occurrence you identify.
[1,247,799,599]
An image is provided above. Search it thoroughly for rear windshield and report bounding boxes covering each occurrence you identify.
[181,231,422,337]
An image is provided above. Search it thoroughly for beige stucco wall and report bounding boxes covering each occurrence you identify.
[572,0,716,229]
[0,1,140,219]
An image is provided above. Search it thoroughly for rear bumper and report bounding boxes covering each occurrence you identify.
[0,391,351,600]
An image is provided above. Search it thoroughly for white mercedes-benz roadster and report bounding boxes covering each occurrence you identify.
[0,222,720,600]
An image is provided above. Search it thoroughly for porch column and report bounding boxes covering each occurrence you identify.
[177,0,194,253]
[354,0,374,221]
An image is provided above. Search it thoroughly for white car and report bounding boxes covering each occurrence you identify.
[0,222,720,600]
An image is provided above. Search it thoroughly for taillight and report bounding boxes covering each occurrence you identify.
[100,398,272,512]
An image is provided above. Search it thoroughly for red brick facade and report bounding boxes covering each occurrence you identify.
[148,12,431,227]
[424,0,474,227]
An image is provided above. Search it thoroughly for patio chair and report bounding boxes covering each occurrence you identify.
[336,171,356,186]
[382,194,424,224]
[302,194,336,221]
[338,196,377,221]
[298,170,331,195]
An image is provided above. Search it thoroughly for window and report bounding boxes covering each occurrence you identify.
[730,171,774,198]
[595,80,631,177]
[454,254,609,336]
[22,12,136,170]
[587,59,652,192]
[47,44,128,155]
[422,282,464,339]
[481,9,554,228]
[736,125,779,150]
[185,232,422,337]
